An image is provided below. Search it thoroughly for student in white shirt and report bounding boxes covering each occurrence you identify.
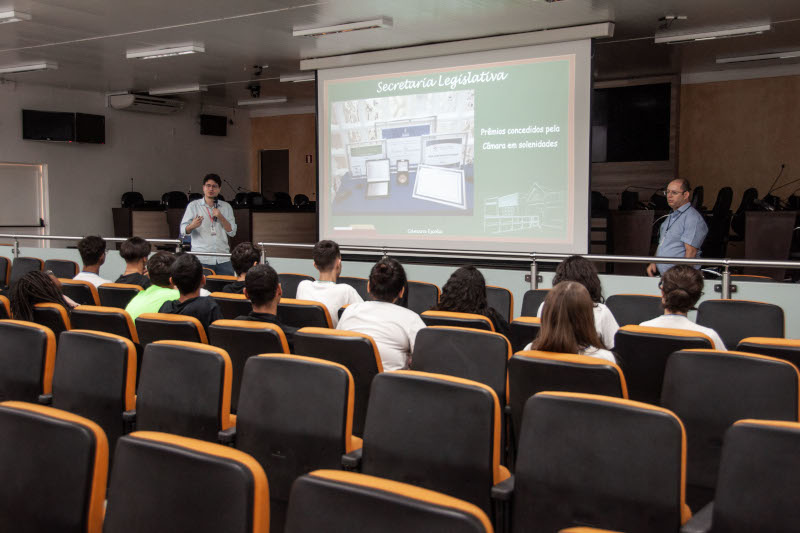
[639,265,727,350]
[297,240,363,327]
[73,235,111,288]
[337,257,425,371]
[537,255,619,348]
[524,281,617,364]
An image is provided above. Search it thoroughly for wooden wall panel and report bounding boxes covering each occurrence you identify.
[250,114,317,200]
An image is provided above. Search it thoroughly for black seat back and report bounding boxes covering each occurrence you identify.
[337,276,369,300]
[421,311,494,331]
[60,279,99,306]
[509,317,541,352]
[205,274,237,293]
[44,258,79,278]
[9,257,43,290]
[407,281,440,314]
[0,320,56,402]
[697,299,785,349]
[278,298,332,328]
[135,313,207,345]
[605,294,663,327]
[737,337,800,369]
[69,305,138,342]
[486,285,513,322]
[520,289,550,317]
[98,283,142,309]
[279,273,315,299]
[32,302,71,339]
[210,292,253,319]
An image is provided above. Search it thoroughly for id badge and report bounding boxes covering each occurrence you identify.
[210,222,217,236]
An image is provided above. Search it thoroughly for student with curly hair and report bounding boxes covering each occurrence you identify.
[538,255,619,348]
[10,270,74,322]
[337,257,425,371]
[639,264,726,350]
[526,281,616,364]
[432,265,510,337]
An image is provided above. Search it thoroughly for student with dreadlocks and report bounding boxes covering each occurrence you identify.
[10,270,74,322]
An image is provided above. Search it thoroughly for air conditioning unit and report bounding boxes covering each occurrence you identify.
[107,93,184,114]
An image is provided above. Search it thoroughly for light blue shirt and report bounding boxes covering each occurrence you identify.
[655,202,707,275]
[180,198,237,265]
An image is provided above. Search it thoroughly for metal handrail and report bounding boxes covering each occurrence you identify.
[0,233,185,257]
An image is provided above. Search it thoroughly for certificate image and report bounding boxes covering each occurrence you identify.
[412,165,467,209]
[421,133,468,167]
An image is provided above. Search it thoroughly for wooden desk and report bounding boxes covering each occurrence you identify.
[251,211,316,259]
[112,208,169,240]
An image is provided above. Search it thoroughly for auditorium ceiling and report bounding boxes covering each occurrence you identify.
[0,0,798,106]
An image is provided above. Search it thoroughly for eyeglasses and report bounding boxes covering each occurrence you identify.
[204,183,219,189]
[663,189,686,197]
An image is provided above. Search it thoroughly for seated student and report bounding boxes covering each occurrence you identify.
[524,281,616,364]
[296,240,363,327]
[73,235,111,288]
[222,243,260,294]
[537,255,619,349]
[337,258,425,371]
[431,265,510,337]
[116,236,152,289]
[158,253,223,334]
[639,264,727,350]
[10,270,75,321]
[235,263,298,348]
[125,252,179,321]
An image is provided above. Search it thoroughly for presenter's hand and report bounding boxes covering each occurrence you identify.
[187,215,203,232]
[211,207,222,220]
[646,263,658,277]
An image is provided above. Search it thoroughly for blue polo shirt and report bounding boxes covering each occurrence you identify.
[655,202,708,275]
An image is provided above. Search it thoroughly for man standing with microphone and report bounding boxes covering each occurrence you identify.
[180,173,237,276]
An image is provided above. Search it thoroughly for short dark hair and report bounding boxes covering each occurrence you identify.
[552,255,603,304]
[120,237,152,263]
[147,251,176,288]
[244,264,279,306]
[77,235,106,266]
[368,257,406,302]
[231,243,260,276]
[670,178,691,193]
[170,253,204,295]
[660,265,704,314]
[203,173,221,187]
[312,240,340,271]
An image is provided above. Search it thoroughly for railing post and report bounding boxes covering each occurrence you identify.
[13,237,20,259]
[382,247,388,259]
[174,240,182,254]
[260,245,268,265]
[530,255,538,290]
[720,264,732,300]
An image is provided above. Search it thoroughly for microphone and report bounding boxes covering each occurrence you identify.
[222,177,238,196]
[212,198,219,222]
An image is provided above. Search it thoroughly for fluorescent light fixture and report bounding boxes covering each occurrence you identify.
[149,83,208,95]
[0,9,31,23]
[279,73,315,83]
[0,61,57,74]
[716,49,800,64]
[655,22,771,44]
[237,96,287,106]
[126,43,205,60]
[293,17,392,37]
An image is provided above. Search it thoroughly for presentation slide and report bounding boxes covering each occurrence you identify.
[317,40,591,254]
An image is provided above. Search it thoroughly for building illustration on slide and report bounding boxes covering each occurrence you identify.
[483,183,565,234]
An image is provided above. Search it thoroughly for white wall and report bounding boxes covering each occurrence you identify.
[0,81,250,239]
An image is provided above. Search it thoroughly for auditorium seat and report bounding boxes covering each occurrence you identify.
[43,330,136,452]
[696,299,785,349]
[681,419,800,533]
[278,273,315,299]
[0,294,9,319]
[205,274,236,292]
[508,351,627,449]
[0,256,10,289]
[208,320,289,413]
[210,292,252,319]
[59,278,100,306]
[44,258,79,279]
[278,298,332,329]
[104,431,268,533]
[97,282,142,309]
[421,310,494,331]
[509,316,541,352]
[294,327,382,436]
[486,285,513,322]
[202,266,216,276]
[613,325,713,404]
[224,355,361,531]
[133,340,234,441]
[8,256,43,290]
[520,288,550,317]
[286,470,492,533]
[503,392,689,533]
[337,276,369,300]
[407,280,441,314]
[70,305,139,343]
[161,190,189,209]
[0,401,107,532]
[736,337,800,369]
[0,320,56,402]
[605,293,663,327]
[345,371,510,516]
[661,349,799,510]
[32,302,71,339]
[135,312,208,345]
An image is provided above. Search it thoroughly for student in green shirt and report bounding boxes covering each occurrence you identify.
[125,251,179,320]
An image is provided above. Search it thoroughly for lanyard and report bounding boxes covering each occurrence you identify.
[665,207,687,233]
[204,204,217,235]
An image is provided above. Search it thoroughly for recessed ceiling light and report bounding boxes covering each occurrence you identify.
[293,17,392,38]
[0,10,31,24]
[126,43,205,60]
[279,73,315,83]
[0,61,57,74]
[655,22,771,44]
[237,97,287,106]
[148,83,208,96]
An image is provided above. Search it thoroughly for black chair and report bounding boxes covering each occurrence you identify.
[205,274,238,293]
[691,185,705,211]
[135,313,208,345]
[486,285,513,323]
[293,193,310,206]
[44,258,79,278]
[696,299,785,350]
[421,310,494,331]
[279,273,315,299]
[188,192,203,201]
[162,190,189,208]
[0,320,56,402]
[407,280,440,314]
[210,292,252,319]
[97,283,142,309]
[736,337,800,369]
[509,316,541,353]
[32,302,71,339]
[605,294,663,327]
[60,279,100,306]
[278,298,332,329]
[520,289,550,317]
[0,256,9,289]
[69,305,139,344]
[338,276,369,301]
[121,191,145,207]
[0,295,10,319]
[8,257,44,290]
[701,186,733,258]
[731,187,758,239]
[274,192,293,208]
[0,401,108,531]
